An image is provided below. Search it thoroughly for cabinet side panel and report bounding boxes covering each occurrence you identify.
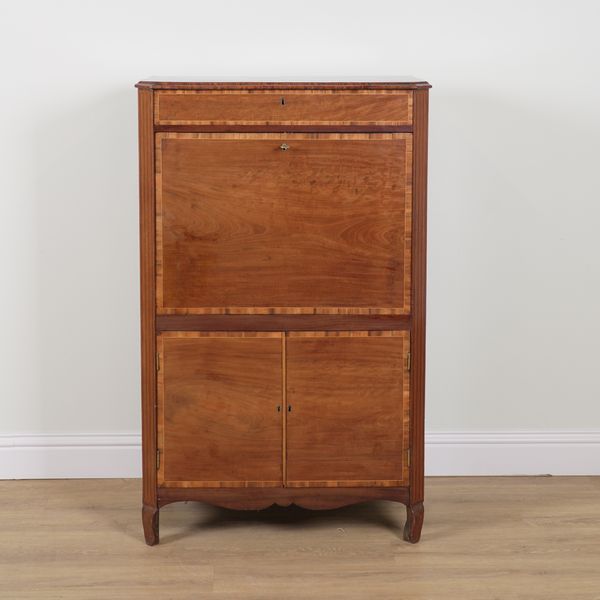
[139,88,157,508]
[410,89,429,503]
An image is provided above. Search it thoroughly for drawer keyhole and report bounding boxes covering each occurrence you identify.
[280,97,285,106]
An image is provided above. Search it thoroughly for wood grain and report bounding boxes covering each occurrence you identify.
[157,332,283,488]
[403,500,424,543]
[155,124,413,134]
[136,78,432,90]
[159,307,409,315]
[281,336,287,486]
[286,331,410,487]
[158,485,408,510]
[138,81,429,545]
[156,314,411,331]
[141,504,158,546]
[409,90,429,511]
[155,90,412,125]
[156,133,412,315]
[137,88,157,539]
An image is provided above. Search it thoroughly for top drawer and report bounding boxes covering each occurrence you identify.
[154,90,413,126]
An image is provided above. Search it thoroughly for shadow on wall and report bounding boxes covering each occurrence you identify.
[32,87,141,442]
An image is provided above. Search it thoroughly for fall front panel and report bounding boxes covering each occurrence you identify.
[156,133,412,314]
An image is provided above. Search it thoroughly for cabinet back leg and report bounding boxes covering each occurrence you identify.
[142,505,159,546]
[403,501,424,543]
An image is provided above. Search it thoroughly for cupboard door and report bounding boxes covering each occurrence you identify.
[285,331,410,487]
[157,332,283,488]
[156,133,412,315]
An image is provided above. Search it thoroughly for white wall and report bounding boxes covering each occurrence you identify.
[1,0,599,476]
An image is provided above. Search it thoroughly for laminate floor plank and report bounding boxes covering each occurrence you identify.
[0,477,599,599]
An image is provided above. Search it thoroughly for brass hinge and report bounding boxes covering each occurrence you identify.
[405,351,411,372]
[156,353,160,371]
[406,448,411,468]
[156,449,160,470]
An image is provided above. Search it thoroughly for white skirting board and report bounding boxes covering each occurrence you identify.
[1,431,599,479]
[0,434,142,479]
[425,431,600,476]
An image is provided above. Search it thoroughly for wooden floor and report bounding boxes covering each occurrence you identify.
[1,477,599,599]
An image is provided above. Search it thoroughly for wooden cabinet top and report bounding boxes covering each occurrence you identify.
[136,77,432,90]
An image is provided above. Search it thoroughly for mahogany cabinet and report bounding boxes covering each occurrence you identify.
[136,78,430,545]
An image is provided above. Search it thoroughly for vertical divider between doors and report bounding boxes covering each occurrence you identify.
[282,333,287,487]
